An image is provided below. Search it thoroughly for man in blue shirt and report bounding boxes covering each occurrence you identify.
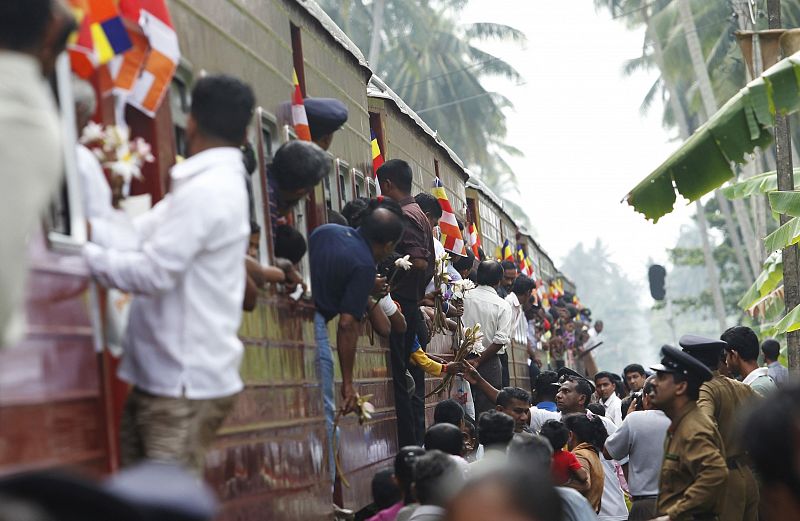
[309,198,405,482]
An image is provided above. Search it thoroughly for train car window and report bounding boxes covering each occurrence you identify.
[478,198,500,255]
[353,169,366,199]
[277,123,312,291]
[169,59,193,159]
[322,156,339,211]
[365,176,375,198]
[337,159,352,205]
[45,54,86,252]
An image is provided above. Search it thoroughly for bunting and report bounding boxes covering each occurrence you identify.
[431,178,466,255]
[291,69,312,141]
[501,239,514,262]
[371,129,384,195]
[466,222,480,257]
[68,0,133,78]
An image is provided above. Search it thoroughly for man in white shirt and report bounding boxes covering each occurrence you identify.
[505,274,535,388]
[594,371,623,426]
[0,1,74,347]
[604,376,670,521]
[84,75,255,473]
[722,326,777,397]
[462,261,513,416]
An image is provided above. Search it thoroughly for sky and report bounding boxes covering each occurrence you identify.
[460,1,696,288]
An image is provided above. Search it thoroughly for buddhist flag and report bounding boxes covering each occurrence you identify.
[467,222,481,256]
[517,245,526,273]
[109,19,148,94]
[431,178,466,255]
[121,0,180,117]
[371,129,384,195]
[525,256,535,278]
[494,245,502,261]
[68,0,133,78]
[501,239,514,262]
[291,69,312,141]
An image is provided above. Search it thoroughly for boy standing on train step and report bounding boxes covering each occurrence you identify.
[84,75,255,474]
[378,159,436,447]
[309,198,405,483]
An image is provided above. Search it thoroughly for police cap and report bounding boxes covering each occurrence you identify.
[651,344,713,383]
[304,97,348,139]
[553,366,596,394]
[679,334,727,370]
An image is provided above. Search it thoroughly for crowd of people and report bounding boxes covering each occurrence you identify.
[3,3,800,521]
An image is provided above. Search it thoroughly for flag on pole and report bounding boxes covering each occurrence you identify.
[467,222,481,256]
[516,245,526,273]
[68,0,133,78]
[501,239,514,262]
[291,69,312,141]
[371,129,384,195]
[494,245,502,261]
[524,256,535,278]
[431,178,466,255]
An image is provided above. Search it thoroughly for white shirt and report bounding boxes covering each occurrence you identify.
[462,285,513,355]
[742,366,770,385]
[84,147,249,399]
[425,238,462,294]
[529,406,561,433]
[604,410,670,496]
[600,392,623,427]
[597,417,629,521]
[505,292,529,347]
[76,143,114,219]
[0,52,62,347]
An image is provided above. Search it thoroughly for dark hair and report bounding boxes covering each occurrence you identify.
[496,387,531,408]
[250,221,261,235]
[478,411,514,448]
[376,159,413,194]
[587,403,606,417]
[476,260,503,287]
[371,468,401,509]
[563,414,608,451]
[456,218,465,231]
[359,198,406,245]
[414,192,443,219]
[463,414,477,440]
[501,260,518,272]
[452,249,475,273]
[762,338,781,361]
[433,399,465,427]
[424,423,463,456]
[623,364,646,377]
[642,375,656,395]
[565,376,594,408]
[413,450,461,506]
[539,420,569,452]
[274,225,307,264]
[721,326,760,361]
[594,371,615,385]
[534,371,558,403]
[341,197,370,228]
[742,383,800,495]
[394,446,425,503]
[455,467,562,521]
[190,75,255,145]
[241,143,258,175]
[511,274,535,295]
[507,433,553,468]
[671,372,702,401]
[271,140,330,191]
[620,395,634,421]
[0,0,52,51]
[326,210,348,226]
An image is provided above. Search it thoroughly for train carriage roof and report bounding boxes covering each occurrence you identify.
[368,76,469,182]
[295,0,372,79]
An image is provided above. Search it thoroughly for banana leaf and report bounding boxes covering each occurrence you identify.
[764,217,800,253]
[626,51,800,222]
[773,302,800,335]
[738,251,783,310]
[768,190,800,217]
[719,169,800,199]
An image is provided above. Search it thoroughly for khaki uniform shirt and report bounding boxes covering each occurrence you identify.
[697,374,756,459]
[658,402,728,521]
[572,442,604,513]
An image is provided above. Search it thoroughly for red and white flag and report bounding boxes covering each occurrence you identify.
[431,178,466,256]
[467,222,481,256]
[292,69,312,141]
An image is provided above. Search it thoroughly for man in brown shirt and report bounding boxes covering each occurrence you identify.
[650,345,728,521]
[681,335,759,521]
[378,159,435,447]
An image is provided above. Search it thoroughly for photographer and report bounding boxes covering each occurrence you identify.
[603,376,670,521]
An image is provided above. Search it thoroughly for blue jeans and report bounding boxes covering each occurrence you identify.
[314,312,336,483]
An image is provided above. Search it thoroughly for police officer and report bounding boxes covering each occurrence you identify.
[681,335,759,521]
[650,345,728,521]
[304,97,348,151]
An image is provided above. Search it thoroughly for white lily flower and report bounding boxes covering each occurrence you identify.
[80,121,105,144]
[395,255,412,271]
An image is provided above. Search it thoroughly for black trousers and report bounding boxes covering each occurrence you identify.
[389,297,426,447]
[498,352,510,388]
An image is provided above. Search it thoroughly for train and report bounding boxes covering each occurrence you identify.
[0,1,577,520]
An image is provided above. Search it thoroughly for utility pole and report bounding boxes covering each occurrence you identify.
[767,0,800,371]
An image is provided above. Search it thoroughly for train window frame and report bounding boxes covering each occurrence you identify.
[353,168,366,199]
[169,59,193,159]
[336,159,352,207]
[323,155,339,211]
[253,108,281,264]
[46,54,86,254]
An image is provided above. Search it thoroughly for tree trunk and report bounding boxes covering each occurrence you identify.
[367,0,385,69]
[767,0,800,372]
[716,191,754,283]
[696,200,729,331]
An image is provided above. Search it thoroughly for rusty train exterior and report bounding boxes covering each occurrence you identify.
[0,1,573,519]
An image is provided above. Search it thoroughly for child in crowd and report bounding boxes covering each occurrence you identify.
[539,419,588,487]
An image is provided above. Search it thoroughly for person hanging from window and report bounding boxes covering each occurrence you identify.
[309,197,406,483]
[84,74,256,474]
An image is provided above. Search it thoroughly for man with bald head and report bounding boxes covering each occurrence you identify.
[462,260,514,416]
